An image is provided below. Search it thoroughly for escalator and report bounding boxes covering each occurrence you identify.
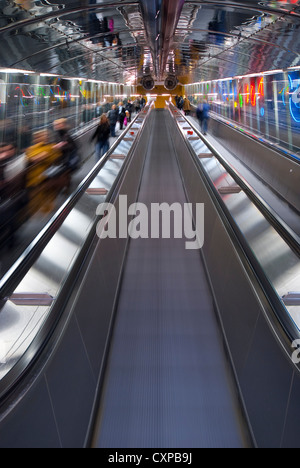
[0,105,299,448]
[89,110,251,448]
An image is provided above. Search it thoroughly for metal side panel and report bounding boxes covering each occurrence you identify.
[209,118,300,213]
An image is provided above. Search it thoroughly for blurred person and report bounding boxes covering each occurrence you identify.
[0,119,14,146]
[0,143,17,197]
[108,104,118,137]
[201,99,210,135]
[53,118,79,171]
[19,125,32,153]
[0,143,26,199]
[118,101,126,130]
[178,96,184,111]
[140,96,146,108]
[196,99,210,135]
[124,110,130,127]
[133,97,141,113]
[0,143,27,246]
[96,102,103,119]
[183,97,191,116]
[91,114,110,161]
[3,147,26,185]
[26,130,61,215]
[125,100,133,122]
[196,100,204,130]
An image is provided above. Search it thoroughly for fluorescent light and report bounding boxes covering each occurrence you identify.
[0,68,35,74]
[262,69,283,75]
[63,77,87,81]
[40,73,59,77]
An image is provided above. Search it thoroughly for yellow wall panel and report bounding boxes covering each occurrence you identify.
[136,84,185,108]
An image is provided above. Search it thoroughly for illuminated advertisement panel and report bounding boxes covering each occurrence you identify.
[288,71,300,124]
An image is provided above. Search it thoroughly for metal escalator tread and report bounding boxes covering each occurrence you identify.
[94,110,246,448]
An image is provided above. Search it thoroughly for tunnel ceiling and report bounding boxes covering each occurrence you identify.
[0,0,300,85]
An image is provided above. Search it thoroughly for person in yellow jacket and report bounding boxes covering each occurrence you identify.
[26,129,62,215]
[183,96,191,116]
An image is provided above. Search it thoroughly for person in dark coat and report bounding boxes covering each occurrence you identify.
[196,100,204,131]
[91,114,111,161]
[108,104,118,137]
[125,100,133,122]
[0,143,26,246]
[53,118,79,172]
[117,101,126,130]
[201,99,210,135]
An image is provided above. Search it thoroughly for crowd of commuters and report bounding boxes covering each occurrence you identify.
[0,118,79,245]
[175,95,192,115]
[90,98,146,161]
[0,96,146,248]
